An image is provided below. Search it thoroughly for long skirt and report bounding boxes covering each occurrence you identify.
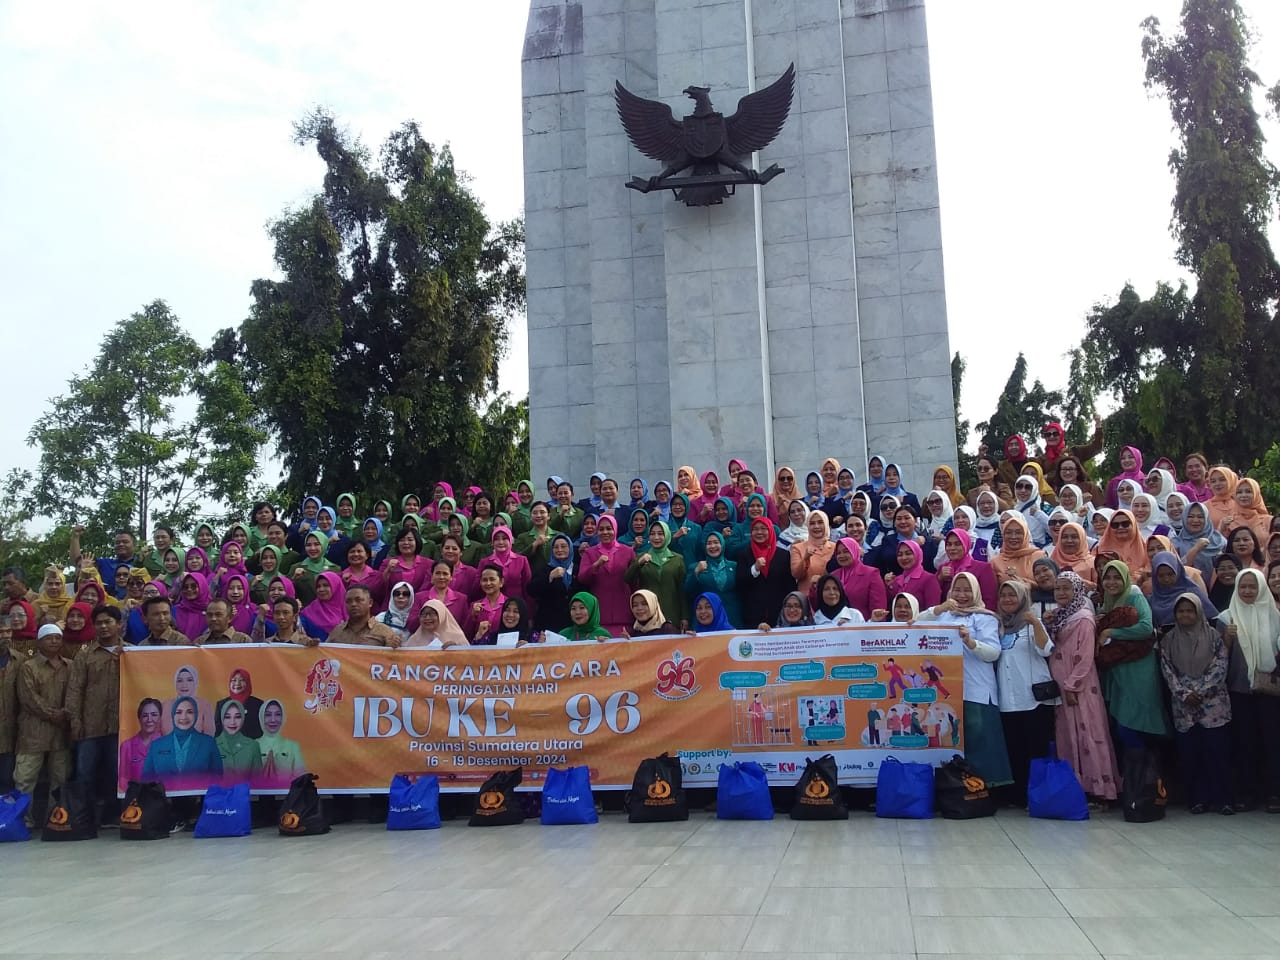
[962,700,1013,788]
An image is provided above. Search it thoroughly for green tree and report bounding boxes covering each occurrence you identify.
[975,354,1065,458]
[20,301,265,550]
[1079,1,1280,467]
[950,352,977,488]
[233,110,527,511]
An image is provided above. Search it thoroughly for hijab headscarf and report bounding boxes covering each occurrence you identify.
[630,589,669,633]
[1164,491,1190,533]
[1053,522,1095,584]
[803,472,824,509]
[920,488,955,537]
[676,467,702,500]
[998,580,1032,633]
[628,478,650,510]
[942,528,979,581]
[865,455,887,494]
[690,472,721,520]
[934,465,965,507]
[301,571,347,636]
[1021,462,1054,500]
[382,582,416,634]
[223,573,257,633]
[1233,477,1271,532]
[881,463,907,500]
[692,591,733,633]
[217,542,248,579]
[1116,446,1146,486]
[1049,569,1093,639]
[547,534,576,587]
[1097,508,1149,575]
[299,532,335,575]
[651,481,673,522]
[1164,593,1220,677]
[1149,550,1219,628]
[406,598,468,648]
[948,571,993,617]
[500,597,536,644]
[974,490,1002,538]
[1116,479,1140,512]
[1206,466,1240,531]
[174,572,210,639]
[184,546,211,575]
[264,575,297,622]
[750,517,778,566]
[998,514,1046,582]
[34,565,73,622]
[1172,501,1226,568]
[894,538,929,588]
[61,602,96,643]
[566,592,611,641]
[776,590,815,627]
[820,457,841,497]
[168,696,200,768]
[815,574,852,621]
[772,467,799,517]
[781,499,810,546]
[804,509,831,549]
[1131,492,1166,537]
[488,524,523,579]
[890,591,921,623]
[227,668,253,704]
[645,520,677,568]
[1147,469,1177,511]
[1228,568,1280,675]
[1057,484,1091,523]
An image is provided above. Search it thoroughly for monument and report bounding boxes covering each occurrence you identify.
[521,0,956,491]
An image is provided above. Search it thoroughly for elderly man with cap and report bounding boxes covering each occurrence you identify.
[15,623,72,827]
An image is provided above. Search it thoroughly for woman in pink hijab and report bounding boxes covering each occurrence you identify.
[1104,446,1146,509]
[828,537,887,620]
[577,515,636,635]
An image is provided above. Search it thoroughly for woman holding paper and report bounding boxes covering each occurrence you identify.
[404,598,469,648]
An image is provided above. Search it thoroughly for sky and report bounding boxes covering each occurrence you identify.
[1,0,1278,496]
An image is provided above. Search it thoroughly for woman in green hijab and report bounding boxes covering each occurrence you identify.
[250,545,284,604]
[289,531,339,604]
[625,520,688,631]
[667,493,703,567]
[566,592,611,642]
[1097,559,1171,741]
[215,699,263,780]
[446,514,484,566]
[686,530,742,627]
[334,493,360,539]
[258,699,306,788]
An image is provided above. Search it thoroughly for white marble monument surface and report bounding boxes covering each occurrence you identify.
[521,0,956,491]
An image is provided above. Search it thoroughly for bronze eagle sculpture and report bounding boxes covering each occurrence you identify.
[615,63,795,206]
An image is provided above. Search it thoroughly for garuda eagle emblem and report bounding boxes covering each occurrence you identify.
[615,63,795,206]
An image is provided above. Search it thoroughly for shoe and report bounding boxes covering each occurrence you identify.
[1188,803,1206,815]
[1219,805,1236,816]
[169,819,186,835]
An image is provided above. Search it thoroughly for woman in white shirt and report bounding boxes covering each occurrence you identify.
[920,572,1013,789]
[812,574,866,627]
[993,580,1058,806]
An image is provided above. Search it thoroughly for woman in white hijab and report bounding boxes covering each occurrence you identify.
[1145,468,1177,514]
[1225,568,1280,812]
[779,499,810,548]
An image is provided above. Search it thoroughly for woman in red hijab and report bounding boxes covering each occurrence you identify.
[214,668,264,739]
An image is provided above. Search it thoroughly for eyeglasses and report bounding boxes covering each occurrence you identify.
[1110,521,1132,530]
[393,590,410,597]
[1016,483,1034,490]
[1048,519,1068,527]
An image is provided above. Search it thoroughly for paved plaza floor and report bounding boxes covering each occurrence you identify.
[2,807,1279,959]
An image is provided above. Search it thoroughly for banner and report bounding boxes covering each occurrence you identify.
[118,624,965,795]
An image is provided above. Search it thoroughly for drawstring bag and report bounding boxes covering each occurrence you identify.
[1027,742,1089,821]
[540,766,598,825]
[0,791,31,842]
[627,753,688,823]
[790,754,848,820]
[875,757,935,819]
[119,780,171,840]
[1120,748,1167,823]
[278,773,330,836]
[41,783,97,841]
[934,755,997,819]
[470,767,525,826]
[716,761,773,820]
[387,774,442,831]
[194,782,252,838]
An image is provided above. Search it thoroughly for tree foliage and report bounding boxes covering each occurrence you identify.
[950,353,977,488]
[1078,0,1280,466]
[974,354,1066,456]
[232,109,527,511]
[19,301,265,551]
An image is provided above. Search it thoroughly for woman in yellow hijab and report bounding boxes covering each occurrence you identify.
[33,565,73,625]
[1019,462,1057,505]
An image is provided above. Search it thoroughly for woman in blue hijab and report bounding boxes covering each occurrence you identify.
[690,591,735,633]
[686,531,742,627]
[142,696,223,787]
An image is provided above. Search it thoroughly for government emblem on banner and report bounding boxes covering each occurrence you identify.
[654,650,701,701]
[303,658,344,714]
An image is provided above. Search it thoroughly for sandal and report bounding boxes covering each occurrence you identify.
[1188,803,1206,815]
[1219,804,1236,816]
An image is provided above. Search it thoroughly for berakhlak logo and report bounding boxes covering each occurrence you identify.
[654,650,702,701]
[304,658,344,714]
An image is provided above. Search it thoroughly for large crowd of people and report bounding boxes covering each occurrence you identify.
[2,421,1279,830]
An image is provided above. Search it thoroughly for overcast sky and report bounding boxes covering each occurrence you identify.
[2,0,1277,494]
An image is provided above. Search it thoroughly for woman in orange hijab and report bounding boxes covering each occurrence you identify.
[676,466,702,501]
[1220,477,1272,543]
[1051,521,1096,587]
[1095,508,1150,582]
[993,514,1047,586]
[1204,466,1239,533]
[931,465,965,508]
[772,467,799,519]
[819,458,841,498]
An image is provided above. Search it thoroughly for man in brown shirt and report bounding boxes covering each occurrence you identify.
[67,605,122,823]
[193,599,251,645]
[138,596,189,646]
[325,585,401,647]
[258,596,316,645]
[16,624,71,827]
[0,615,24,791]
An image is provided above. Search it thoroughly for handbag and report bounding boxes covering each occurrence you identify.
[934,755,996,819]
[540,766,598,825]
[118,780,171,840]
[1027,741,1089,821]
[716,761,773,820]
[470,767,525,826]
[41,783,97,841]
[194,782,252,838]
[278,773,330,836]
[387,774,442,830]
[1032,680,1061,701]
[790,754,848,820]
[1094,607,1153,668]
[0,791,31,842]
[875,757,935,819]
[627,753,689,823]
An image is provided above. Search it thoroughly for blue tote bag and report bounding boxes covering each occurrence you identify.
[194,783,252,838]
[875,757,935,819]
[387,774,442,831]
[540,766,598,825]
[716,761,774,820]
[0,791,31,842]
[1027,742,1089,821]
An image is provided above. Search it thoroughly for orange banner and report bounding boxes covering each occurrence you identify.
[118,624,965,795]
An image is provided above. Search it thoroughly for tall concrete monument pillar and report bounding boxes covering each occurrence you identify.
[522,0,956,491]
